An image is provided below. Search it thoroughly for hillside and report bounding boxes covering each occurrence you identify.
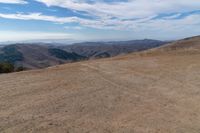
[160,36,200,50]
[0,39,167,69]
[60,39,166,58]
[0,44,86,69]
[142,36,200,55]
[0,36,200,132]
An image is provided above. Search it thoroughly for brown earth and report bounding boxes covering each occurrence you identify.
[0,36,200,133]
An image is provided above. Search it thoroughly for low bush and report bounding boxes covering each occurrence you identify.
[15,66,26,72]
[0,62,26,74]
[0,62,15,73]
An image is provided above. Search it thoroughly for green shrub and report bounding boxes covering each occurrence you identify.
[0,62,15,73]
[15,66,26,72]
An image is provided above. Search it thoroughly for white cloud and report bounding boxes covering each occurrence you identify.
[31,0,200,33]
[0,0,200,40]
[0,13,78,23]
[0,12,108,29]
[0,12,199,32]
[64,26,83,30]
[0,0,27,4]
[1,0,200,32]
[0,31,72,42]
[35,0,200,19]
[162,14,182,20]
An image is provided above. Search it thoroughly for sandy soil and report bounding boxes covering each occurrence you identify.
[0,46,200,132]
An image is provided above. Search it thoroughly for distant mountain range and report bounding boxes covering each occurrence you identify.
[0,39,168,69]
[60,39,168,58]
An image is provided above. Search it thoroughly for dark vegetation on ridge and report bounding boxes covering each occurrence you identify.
[0,45,26,73]
[0,62,25,74]
[0,45,23,63]
[48,48,87,61]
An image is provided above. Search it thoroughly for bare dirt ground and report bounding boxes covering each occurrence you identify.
[0,39,200,132]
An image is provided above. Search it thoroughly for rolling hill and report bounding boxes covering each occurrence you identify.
[157,36,200,53]
[0,36,200,132]
[0,39,167,69]
[60,39,166,58]
[0,44,86,69]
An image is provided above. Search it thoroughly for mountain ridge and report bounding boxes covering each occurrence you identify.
[0,39,167,69]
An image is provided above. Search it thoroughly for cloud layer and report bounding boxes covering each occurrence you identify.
[36,0,200,19]
[0,0,27,4]
[0,31,72,42]
[0,0,200,40]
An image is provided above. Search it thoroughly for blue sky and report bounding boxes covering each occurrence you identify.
[0,0,200,42]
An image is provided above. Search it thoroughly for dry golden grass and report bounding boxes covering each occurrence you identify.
[0,37,200,133]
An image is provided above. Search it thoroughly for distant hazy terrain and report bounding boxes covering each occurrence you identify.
[0,44,85,69]
[0,36,199,132]
[60,39,167,58]
[0,39,167,69]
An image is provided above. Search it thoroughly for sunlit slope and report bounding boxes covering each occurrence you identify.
[143,35,200,55]
[160,36,200,50]
[0,36,200,133]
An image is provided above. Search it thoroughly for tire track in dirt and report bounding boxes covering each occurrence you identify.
[81,63,146,98]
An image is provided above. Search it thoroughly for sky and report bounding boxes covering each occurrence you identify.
[0,0,200,43]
